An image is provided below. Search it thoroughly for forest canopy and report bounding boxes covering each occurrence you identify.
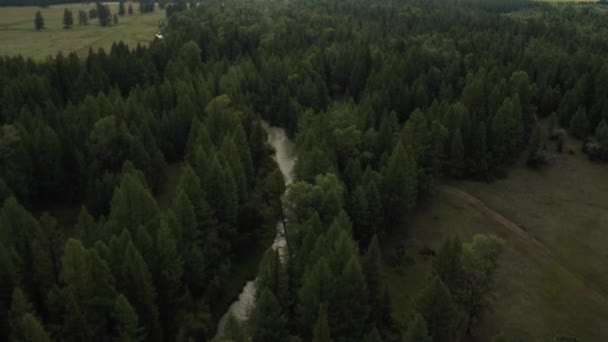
[1,0,608,340]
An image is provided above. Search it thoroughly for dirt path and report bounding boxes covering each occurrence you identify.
[442,185,554,257]
[441,185,608,302]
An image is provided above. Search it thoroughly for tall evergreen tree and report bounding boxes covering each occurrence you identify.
[381,142,417,228]
[34,11,44,31]
[330,255,368,341]
[63,9,73,29]
[119,0,126,16]
[248,287,287,342]
[415,277,461,342]
[112,294,142,341]
[403,314,432,342]
[570,107,590,140]
[449,129,465,178]
[312,304,332,342]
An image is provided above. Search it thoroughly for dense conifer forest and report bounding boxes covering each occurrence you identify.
[1,0,608,341]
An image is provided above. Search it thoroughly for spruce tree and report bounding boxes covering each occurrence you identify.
[223,313,248,342]
[119,0,126,16]
[595,119,608,160]
[570,107,590,140]
[122,242,161,341]
[331,255,369,341]
[415,277,461,342]
[108,172,160,236]
[312,304,332,342]
[433,236,464,297]
[113,294,142,341]
[17,313,51,342]
[34,11,44,31]
[363,327,383,342]
[63,9,73,29]
[449,129,465,178]
[381,142,417,227]
[403,314,432,342]
[248,287,287,342]
[297,257,334,334]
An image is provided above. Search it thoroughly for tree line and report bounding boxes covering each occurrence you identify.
[2,0,608,340]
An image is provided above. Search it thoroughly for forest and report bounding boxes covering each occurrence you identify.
[1,0,608,341]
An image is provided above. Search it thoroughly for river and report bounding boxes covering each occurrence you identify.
[212,121,296,340]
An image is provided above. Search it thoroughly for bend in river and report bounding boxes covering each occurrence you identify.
[213,121,296,340]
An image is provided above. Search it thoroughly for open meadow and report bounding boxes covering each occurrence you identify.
[384,130,608,341]
[0,2,165,59]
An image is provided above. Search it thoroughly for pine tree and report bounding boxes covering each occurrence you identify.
[331,255,369,341]
[17,313,51,342]
[433,236,463,297]
[119,0,126,16]
[403,314,431,342]
[381,142,417,228]
[113,294,142,341]
[34,11,44,31]
[312,304,332,342]
[155,219,184,337]
[122,242,161,341]
[449,129,465,178]
[570,107,590,140]
[108,172,160,236]
[595,119,608,160]
[363,327,383,342]
[75,206,99,246]
[415,277,461,342]
[78,10,88,25]
[223,313,248,342]
[63,9,73,29]
[257,248,288,304]
[0,242,18,333]
[8,288,34,338]
[248,287,287,342]
[491,96,524,165]
[297,257,334,334]
[362,235,382,310]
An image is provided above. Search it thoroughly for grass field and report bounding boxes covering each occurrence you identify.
[384,130,608,341]
[0,2,165,60]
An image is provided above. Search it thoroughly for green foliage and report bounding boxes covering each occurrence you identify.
[63,8,73,29]
[404,314,432,342]
[312,303,332,342]
[415,277,461,342]
[381,142,417,228]
[249,287,288,342]
[570,107,590,140]
[491,96,524,166]
[461,235,505,334]
[17,313,51,342]
[34,11,44,30]
[449,129,465,178]
[113,294,142,341]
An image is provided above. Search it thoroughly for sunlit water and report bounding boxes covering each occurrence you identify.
[212,121,296,340]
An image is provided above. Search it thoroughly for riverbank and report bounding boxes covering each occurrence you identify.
[212,121,296,340]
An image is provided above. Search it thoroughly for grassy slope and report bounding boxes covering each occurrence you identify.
[385,134,608,341]
[0,2,165,60]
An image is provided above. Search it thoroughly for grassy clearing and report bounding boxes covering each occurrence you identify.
[0,2,165,60]
[384,131,608,341]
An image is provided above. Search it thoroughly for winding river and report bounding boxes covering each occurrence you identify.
[213,121,296,340]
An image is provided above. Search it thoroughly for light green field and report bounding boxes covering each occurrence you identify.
[0,2,165,60]
[384,131,608,341]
